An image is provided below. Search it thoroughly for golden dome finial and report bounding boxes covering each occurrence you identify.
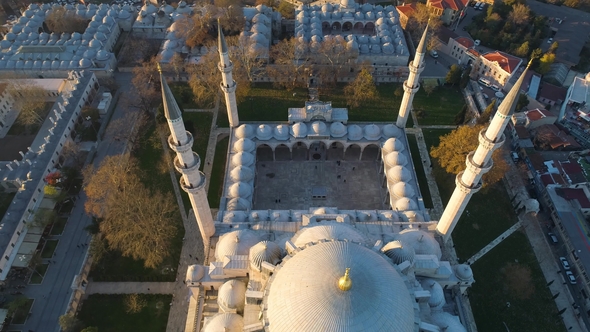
[338,268,352,291]
[157,63,162,73]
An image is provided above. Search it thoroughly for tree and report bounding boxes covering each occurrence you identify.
[81,327,100,332]
[445,65,463,86]
[267,38,313,90]
[430,124,509,187]
[45,7,88,33]
[422,81,437,97]
[7,296,29,317]
[477,99,496,125]
[507,4,530,26]
[537,53,555,75]
[59,313,83,332]
[88,236,109,264]
[125,294,148,314]
[516,93,529,111]
[128,58,161,114]
[514,41,530,57]
[343,68,378,108]
[548,41,559,54]
[405,3,442,45]
[7,81,48,128]
[83,155,179,268]
[32,209,58,229]
[277,1,295,19]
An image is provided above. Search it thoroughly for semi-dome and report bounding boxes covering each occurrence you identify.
[215,230,262,261]
[382,137,404,153]
[347,124,362,140]
[273,124,289,140]
[235,124,254,139]
[381,240,415,265]
[421,279,445,309]
[430,312,468,332]
[394,197,418,211]
[290,122,307,138]
[218,280,246,313]
[228,181,253,198]
[396,229,442,259]
[382,124,402,138]
[185,264,205,283]
[384,151,408,167]
[387,166,412,182]
[249,240,282,271]
[392,182,415,198]
[202,313,243,332]
[330,122,347,138]
[256,124,273,140]
[226,197,251,211]
[231,151,254,167]
[291,224,368,248]
[263,241,415,332]
[230,165,254,182]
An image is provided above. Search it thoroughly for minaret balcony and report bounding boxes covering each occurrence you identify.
[174,152,201,175]
[220,81,237,93]
[180,172,207,194]
[218,61,234,73]
[478,130,505,152]
[455,171,482,194]
[403,80,420,93]
[168,131,194,154]
[465,151,493,175]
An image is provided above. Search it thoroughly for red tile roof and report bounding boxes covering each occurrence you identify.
[525,108,555,122]
[541,173,555,186]
[482,51,522,74]
[396,4,416,17]
[454,36,474,49]
[538,81,567,103]
[560,188,590,208]
[436,26,459,45]
[515,125,530,139]
[428,0,467,11]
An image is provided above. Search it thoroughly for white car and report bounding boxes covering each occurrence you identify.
[490,84,500,92]
[474,39,481,46]
[547,38,553,44]
[429,50,439,58]
[566,271,577,284]
[560,257,570,270]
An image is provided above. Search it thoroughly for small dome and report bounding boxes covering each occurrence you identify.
[421,279,445,309]
[347,124,363,140]
[384,151,408,167]
[249,210,269,222]
[222,211,248,223]
[256,124,273,140]
[310,121,327,135]
[249,240,282,271]
[396,229,442,259]
[96,50,110,61]
[79,58,92,68]
[291,224,368,248]
[233,138,255,153]
[218,280,246,313]
[455,264,473,281]
[387,166,412,183]
[382,137,404,153]
[394,197,418,211]
[290,122,307,138]
[392,182,415,198]
[226,197,251,211]
[430,312,468,332]
[228,182,253,198]
[215,230,262,261]
[382,124,402,138]
[378,211,400,222]
[330,122,347,137]
[235,124,254,139]
[381,240,415,265]
[202,313,243,332]
[273,124,289,140]
[230,166,254,182]
[185,264,205,283]
[231,152,254,167]
[402,210,425,222]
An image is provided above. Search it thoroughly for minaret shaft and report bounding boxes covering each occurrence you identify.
[218,24,239,128]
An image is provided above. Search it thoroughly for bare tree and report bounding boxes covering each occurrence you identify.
[7,81,49,128]
[508,4,530,26]
[267,38,313,90]
[125,294,148,314]
[45,7,88,33]
[129,58,161,114]
[343,68,378,108]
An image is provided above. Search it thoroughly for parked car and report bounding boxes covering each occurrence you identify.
[510,151,519,162]
[566,271,577,284]
[547,37,553,44]
[548,232,558,244]
[429,50,439,58]
[478,77,491,87]
[490,84,500,92]
[474,39,481,46]
[560,257,571,270]
[482,93,489,100]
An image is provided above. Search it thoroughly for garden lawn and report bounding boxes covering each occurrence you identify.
[30,264,49,284]
[412,85,465,126]
[169,82,214,110]
[77,294,172,332]
[208,137,229,209]
[422,129,565,332]
[50,217,68,235]
[10,298,34,324]
[41,239,58,258]
[405,134,433,209]
[0,193,16,220]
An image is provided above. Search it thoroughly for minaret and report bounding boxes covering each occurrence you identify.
[396,24,428,128]
[436,62,531,241]
[159,65,215,245]
[217,22,239,128]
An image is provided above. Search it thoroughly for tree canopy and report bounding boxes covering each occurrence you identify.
[430,125,509,187]
[45,7,88,33]
[83,155,179,269]
[7,81,49,128]
[343,68,378,108]
[445,65,463,86]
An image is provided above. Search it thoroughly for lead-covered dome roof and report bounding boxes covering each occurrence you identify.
[215,230,262,261]
[263,241,415,332]
[291,224,368,248]
[202,313,243,332]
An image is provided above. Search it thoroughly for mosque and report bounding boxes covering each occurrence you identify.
[158,6,530,330]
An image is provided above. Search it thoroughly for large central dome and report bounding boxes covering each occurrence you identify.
[263,241,415,332]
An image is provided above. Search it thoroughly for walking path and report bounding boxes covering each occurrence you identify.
[466,220,523,265]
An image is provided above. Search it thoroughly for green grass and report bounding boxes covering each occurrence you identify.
[422,129,566,332]
[405,134,433,209]
[169,82,214,110]
[30,264,49,284]
[90,123,184,282]
[10,298,34,324]
[208,137,229,208]
[41,239,58,259]
[0,193,16,220]
[413,86,466,126]
[50,217,68,235]
[77,294,172,332]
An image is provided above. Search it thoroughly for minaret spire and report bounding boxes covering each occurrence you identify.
[217,21,239,128]
[436,61,531,241]
[396,23,429,128]
[159,64,215,247]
